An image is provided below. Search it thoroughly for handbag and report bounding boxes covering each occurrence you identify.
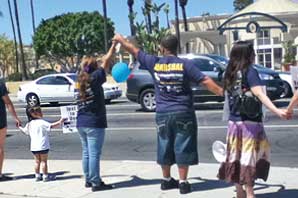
[234,71,263,119]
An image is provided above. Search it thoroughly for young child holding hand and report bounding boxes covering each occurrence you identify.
[19,106,64,182]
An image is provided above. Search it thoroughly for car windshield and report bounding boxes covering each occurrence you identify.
[67,74,78,82]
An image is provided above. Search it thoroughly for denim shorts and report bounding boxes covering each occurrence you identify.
[156,110,198,166]
[31,149,49,155]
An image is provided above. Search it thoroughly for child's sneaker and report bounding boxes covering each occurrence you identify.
[35,176,42,182]
[43,176,50,182]
[160,178,179,190]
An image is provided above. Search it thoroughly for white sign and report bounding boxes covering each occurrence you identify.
[290,66,298,90]
[60,105,78,133]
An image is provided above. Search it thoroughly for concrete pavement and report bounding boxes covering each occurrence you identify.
[0,159,297,198]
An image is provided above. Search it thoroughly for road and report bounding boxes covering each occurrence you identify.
[5,96,298,168]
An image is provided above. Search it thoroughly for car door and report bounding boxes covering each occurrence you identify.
[35,76,59,102]
[191,58,224,102]
[52,76,75,102]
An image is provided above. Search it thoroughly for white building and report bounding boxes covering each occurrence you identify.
[177,0,298,70]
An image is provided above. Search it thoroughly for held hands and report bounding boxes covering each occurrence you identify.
[285,108,293,120]
[276,109,291,120]
[15,118,22,128]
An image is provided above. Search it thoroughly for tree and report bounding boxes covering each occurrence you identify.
[133,2,171,55]
[233,0,254,12]
[30,0,39,69]
[13,0,28,80]
[144,0,152,33]
[163,4,170,29]
[127,0,136,36]
[33,12,115,72]
[102,0,108,52]
[0,35,15,77]
[7,0,19,72]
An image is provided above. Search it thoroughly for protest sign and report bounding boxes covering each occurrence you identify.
[60,105,78,133]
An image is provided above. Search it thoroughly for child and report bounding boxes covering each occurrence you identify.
[19,106,64,182]
[287,90,298,117]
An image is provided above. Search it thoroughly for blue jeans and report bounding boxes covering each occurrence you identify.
[78,127,105,186]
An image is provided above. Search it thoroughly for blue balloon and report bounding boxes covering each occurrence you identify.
[111,62,131,83]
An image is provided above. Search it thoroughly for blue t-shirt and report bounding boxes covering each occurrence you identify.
[228,66,263,122]
[76,68,107,128]
[0,81,9,128]
[137,51,206,113]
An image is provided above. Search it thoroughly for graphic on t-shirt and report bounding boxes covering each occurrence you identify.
[154,63,184,94]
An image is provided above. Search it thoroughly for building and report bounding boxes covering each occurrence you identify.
[176,0,298,70]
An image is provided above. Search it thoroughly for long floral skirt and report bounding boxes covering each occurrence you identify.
[217,121,271,186]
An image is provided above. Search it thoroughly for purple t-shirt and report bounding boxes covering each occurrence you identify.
[228,66,263,122]
[77,68,107,128]
[137,51,206,113]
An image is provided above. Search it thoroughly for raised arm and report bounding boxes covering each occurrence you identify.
[50,118,65,129]
[251,86,287,119]
[200,76,224,96]
[101,41,117,71]
[112,33,140,58]
[2,95,21,127]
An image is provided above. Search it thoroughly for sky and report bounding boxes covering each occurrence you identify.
[1,0,236,45]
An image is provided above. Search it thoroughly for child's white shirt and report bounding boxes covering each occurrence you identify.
[20,119,51,151]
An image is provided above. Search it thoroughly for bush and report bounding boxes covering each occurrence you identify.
[31,69,58,79]
[7,72,22,81]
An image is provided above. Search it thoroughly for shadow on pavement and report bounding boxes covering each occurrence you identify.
[14,171,82,181]
[189,177,231,192]
[257,189,298,198]
[111,175,161,188]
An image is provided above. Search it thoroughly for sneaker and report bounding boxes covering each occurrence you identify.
[35,176,42,182]
[179,182,191,194]
[43,177,50,182]
[0,175,13,181]
[91,181,113,192]
[160,178,179,190]
[85,181,92,188]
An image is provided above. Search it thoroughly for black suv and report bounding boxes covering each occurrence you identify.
[126,54,285,112]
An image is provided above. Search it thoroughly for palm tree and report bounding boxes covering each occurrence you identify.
[127,0,135,36]
[174,0,181,53]
[7,0,19,73]
[144,0,152,33]
[179,0,189,52]
[102,0,108,52]
[13,0,28,80]
[163,4,170,29]
[30,0,39,68]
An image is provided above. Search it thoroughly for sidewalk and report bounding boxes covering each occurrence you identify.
[0,160,297,198]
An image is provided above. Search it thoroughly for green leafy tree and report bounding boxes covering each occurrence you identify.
[33,11,114,72]
[0,35,15,78]
[233,0,254,11]
[133,2,171,55]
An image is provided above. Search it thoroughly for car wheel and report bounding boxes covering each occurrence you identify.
[140,88,156,112]
[282,81,293,98]
[26,93,40,106]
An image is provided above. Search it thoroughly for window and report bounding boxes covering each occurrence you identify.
[257,49,272,68]
[193,58,220,72]
[257,30,271,45]
[36,76,70,85]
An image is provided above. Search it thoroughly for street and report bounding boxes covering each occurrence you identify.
[5,96,298,168]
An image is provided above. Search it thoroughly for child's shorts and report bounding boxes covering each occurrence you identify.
[31,149,49,155]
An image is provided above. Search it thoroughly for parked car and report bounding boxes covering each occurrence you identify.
[276,71,294,98]
[17,73,122,106]
[126,54,285,112]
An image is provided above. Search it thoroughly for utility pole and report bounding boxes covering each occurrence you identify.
[102,0,108,52]
[174,0,181,53]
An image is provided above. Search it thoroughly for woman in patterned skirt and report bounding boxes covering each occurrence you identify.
[217,41,287,198]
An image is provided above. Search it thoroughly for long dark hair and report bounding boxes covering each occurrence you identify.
[223,41,255,91]
[78,56,98,100]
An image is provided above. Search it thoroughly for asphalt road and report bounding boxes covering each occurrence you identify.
[5,96,298,168]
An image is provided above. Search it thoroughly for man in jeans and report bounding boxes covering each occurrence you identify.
[113,34,223,194]
[0,79,21,181]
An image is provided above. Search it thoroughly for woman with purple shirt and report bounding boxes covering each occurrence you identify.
[76,42,116,192]
[218,41,287,198]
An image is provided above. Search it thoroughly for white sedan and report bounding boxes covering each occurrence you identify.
[17,73,122,106]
